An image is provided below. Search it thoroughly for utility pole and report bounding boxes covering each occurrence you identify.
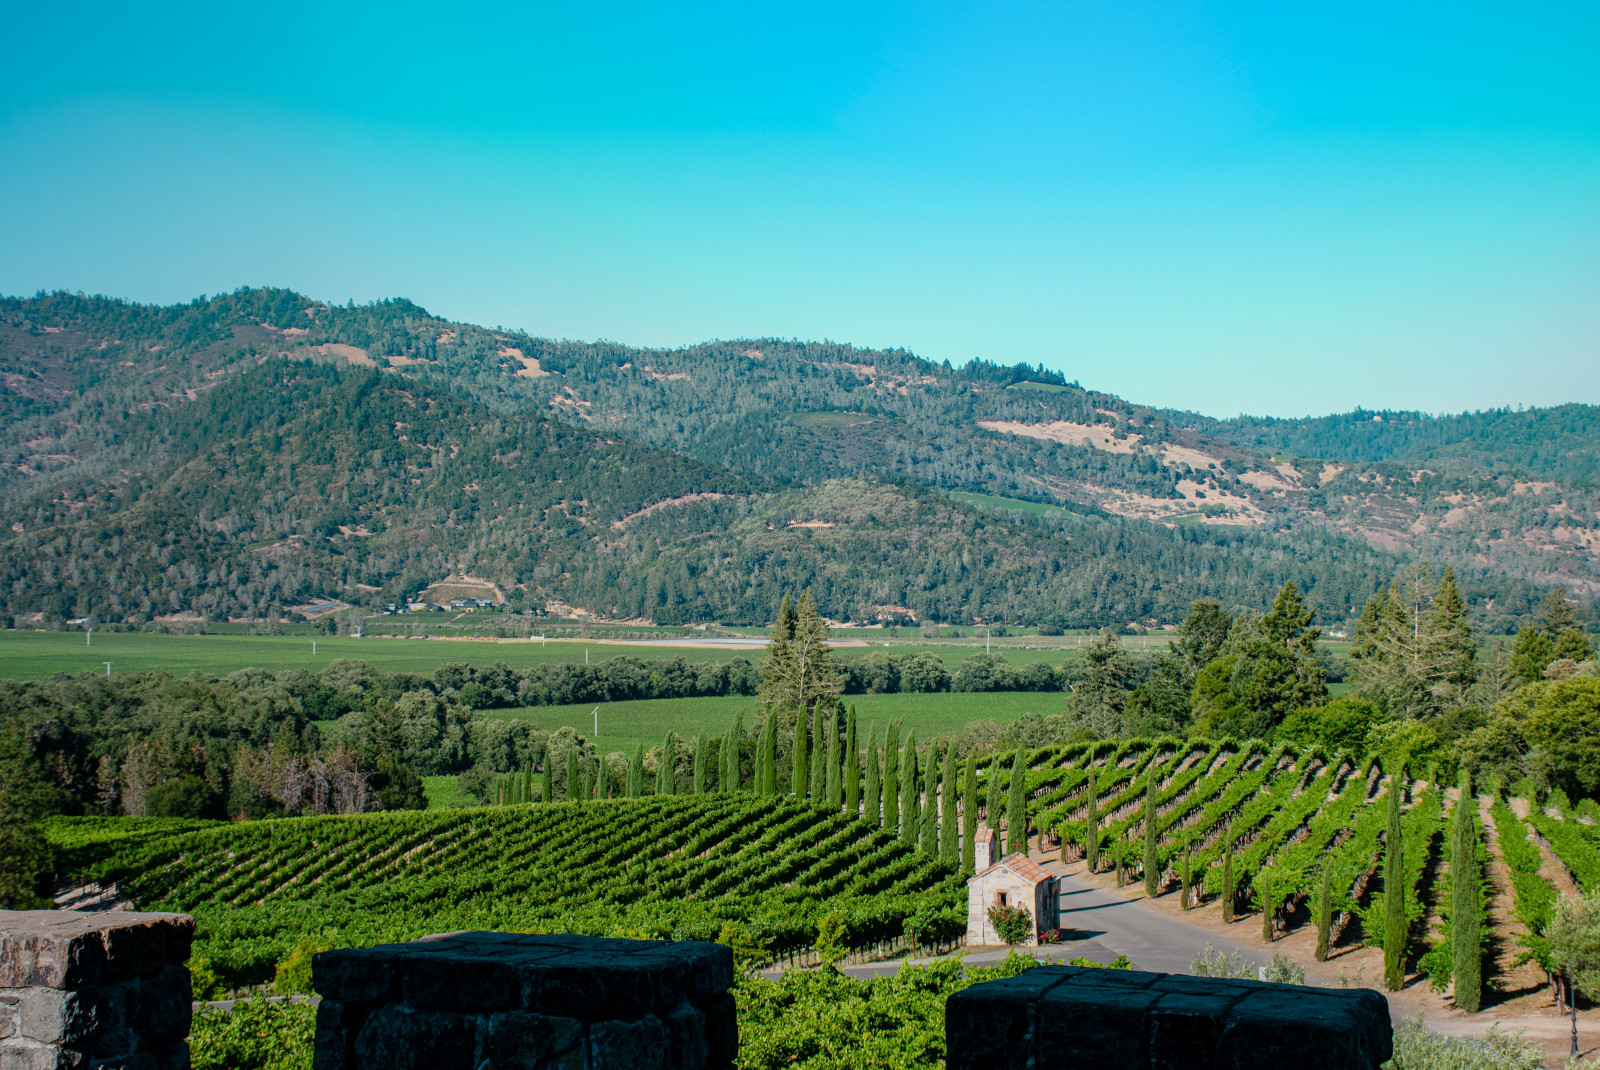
[593,706,600,736]
[103,662,111,676]
[86,628,92,646]
[312,639,317,656]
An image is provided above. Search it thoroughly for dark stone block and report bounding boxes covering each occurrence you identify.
[0,913,192,991]
[313,948,400,1005]
[313,999,357,1070]
[132,969,190,1044]
[477,1010,586,1070]
[400,951,518,1012]
[700,991,738,1069]
[353,1005,477,1070]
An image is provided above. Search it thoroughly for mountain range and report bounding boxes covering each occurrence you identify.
[1,287,1593,630]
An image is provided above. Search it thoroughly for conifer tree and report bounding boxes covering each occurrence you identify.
[629,744,644,798]
[899,733,919,844]
[1453,771,1482,1012]
[1143,768,1160,897]
[1180,838,1192,910]
[962,752,978,872]
[1221,825,1235,922]
[809,710,826,801]
[986,755,1004,833]
[1315,865,1333,961]
[790,708,808,797]
[1384,766,1406,991]
[757,591,842,721]
[657,732,674,796]
[824,712,841,806]
[566,747,579,803]
[593,760,603,800]
[863,725,881,825]
[692,735,708,794]
[757,717,777,795]
[1084,770,1099,872]
[940,744,958,863]
[844,706,860,816]
[542,760,553,803]
[1006,748,1027,857]
[920,743,938,853]
[1261,870,1276,942]
[883,722,901,832]
[726,710,744,792]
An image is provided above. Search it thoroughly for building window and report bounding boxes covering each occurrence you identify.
[994,891,1007,908]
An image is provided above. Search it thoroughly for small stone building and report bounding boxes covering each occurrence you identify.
[974,827,999,871]
[966,853,1060,946]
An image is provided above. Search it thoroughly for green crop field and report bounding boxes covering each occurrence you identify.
[0,629,1112,682]
[948,490,1081,520]
[486,690,1065,757]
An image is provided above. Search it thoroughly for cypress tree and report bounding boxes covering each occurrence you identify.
[844,706,860,816]
[1384,767,1406,992]
[1180,838,1192,911]
[758,716,777,795]
[1315,864,1333,961]
[883,722,901,832]
[940,744,959,863]
[863,726,881,825]
[1221,825,1235,922]
[1453,771,1482,1012]
[961,752,979,871]
[985,755,1004,832]
[789,709,807,797]
[899,734,919,844]
[825,712,841,807]
[593,759,603,800]
[1085,770,1099,872]
[541,758,553,803]
[1006,748,1027,857]
[726,710,744,793]
[565,747,579,803]
[1261,869,1275,942]
[692,735,707,794]
[809,709,826,801]
[657,732,674,796]
[920,743,938,853]
[1144,769,1160,897]
[629,745,645,798]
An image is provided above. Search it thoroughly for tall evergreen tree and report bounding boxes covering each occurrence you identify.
[961,751,978,872]
[1180,838,1193,911]
[844,706,860,816]
[1221,824,1235,922]
[899,734,918,844]
[1006,748,1027,857]
[692,735,708,794]
[825,712,842,808]
[593,759,603,800]
[542,758,553,803]
[809,710,826,801]
[1315,865,1333,961]
[1143,768,1160,897]
[757,716,777,795]
[1383,766,1407,992]
[757,591,843,721]
[985,754,1004,832]
[656,732,675,796]
[726,710,744,793]
[1261,869,1276,942]
[940,744,958,864]
[629,744,645,798]
[566,747,579,803]
[919,743,938,853]
[863,725,881,825]
[1084,769,1099,872]
[790,708,808,797]
[1453,771,1482,1012]
[883,722,901,832]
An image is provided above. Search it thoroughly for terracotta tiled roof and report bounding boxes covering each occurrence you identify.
[967,853,1056,886]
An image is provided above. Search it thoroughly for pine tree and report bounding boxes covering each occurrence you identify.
[1221,825,1235,922]
[757,591,842,720]
[1453,771,1482,1012]
[1261,870,1276,942]
[790,708,808,797]
[726,710,744,793]
[656,732,675,796]
[899,734,918,844]
[863,725,881,826]
[757,717,777,795]
[940,744,958,863]
[824,712,841,807]
[919,743,938,853]
[1143,768,1160,897]
[1383,766,1406,991]
[1006,748,1027,857]
[883,722,901,833]
[566,747,579,803]
[962,752,978,872]
[629,745,644,798]
[692,735,708,794]
[1084,770,1099,872]
[1315,865,1333,961]
[844,706,860,816]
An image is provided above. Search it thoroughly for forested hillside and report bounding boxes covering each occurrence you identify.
[0,288,1591,628]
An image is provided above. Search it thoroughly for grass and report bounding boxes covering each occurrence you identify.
[485,690,1064,756]
[948,490,1080,520]
[422,775,473,809]
[788,410,877,429]
[1006,381,1077,393]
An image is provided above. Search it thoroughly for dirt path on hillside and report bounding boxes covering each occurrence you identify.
[1482,796,1555,1012]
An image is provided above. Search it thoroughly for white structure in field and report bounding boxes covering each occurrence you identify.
[974,827,1000,870]
[966,852,1060,946]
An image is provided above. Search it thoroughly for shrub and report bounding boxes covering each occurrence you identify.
[1384,1016,1544,1070]
[190,994,315,1070]
[988,904,1034,946]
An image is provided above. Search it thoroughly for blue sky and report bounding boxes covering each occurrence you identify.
[3,1,1596,418]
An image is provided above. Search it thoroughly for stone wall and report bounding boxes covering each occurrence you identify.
[0,909,194,1070]
[313,931,736,1070]
[946,963,1392,1070]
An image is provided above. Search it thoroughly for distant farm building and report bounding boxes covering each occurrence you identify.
[966,853,1060,946]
